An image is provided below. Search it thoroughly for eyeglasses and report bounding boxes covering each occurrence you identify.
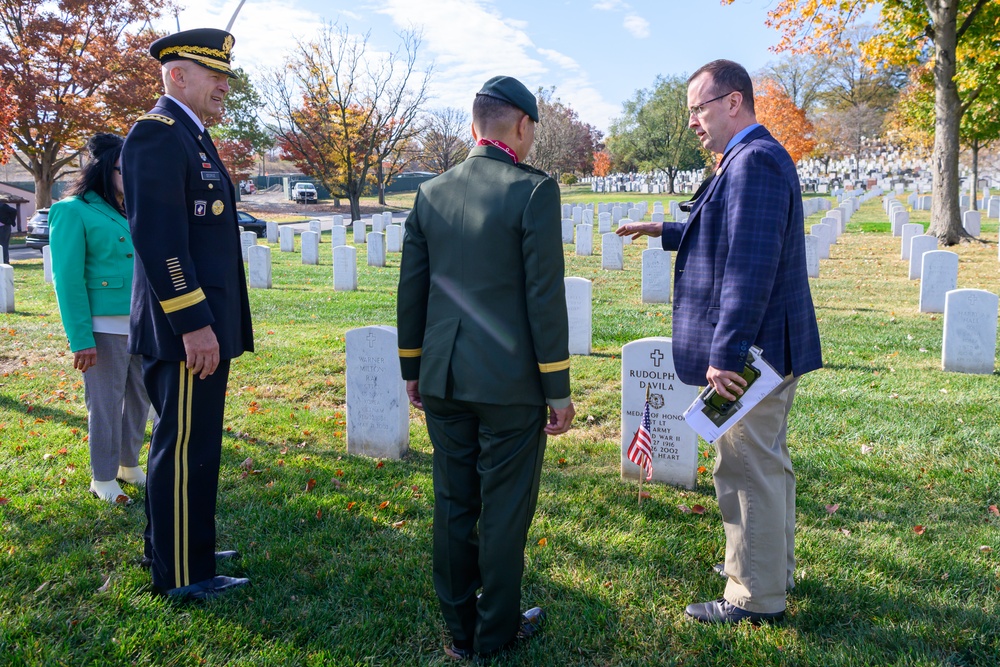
[688,91,735,117]
[113,166,122,173]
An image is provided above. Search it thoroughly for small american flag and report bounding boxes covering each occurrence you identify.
[627,399,653,481]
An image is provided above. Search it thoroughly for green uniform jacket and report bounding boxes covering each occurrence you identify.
[49,191,136,352]
[396,145,570,406]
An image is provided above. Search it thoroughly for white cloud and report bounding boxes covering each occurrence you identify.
[593,0,625,9]
[537,48,580,72]
[623,13,650,39]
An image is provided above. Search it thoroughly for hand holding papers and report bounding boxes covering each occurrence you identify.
[682,346,782,443]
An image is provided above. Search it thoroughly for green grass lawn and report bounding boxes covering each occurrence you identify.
[1,195,999,666]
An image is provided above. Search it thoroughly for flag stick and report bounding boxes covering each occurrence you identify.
[638,386,650,506]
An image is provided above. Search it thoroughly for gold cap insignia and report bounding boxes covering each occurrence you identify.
[223,35,234,56]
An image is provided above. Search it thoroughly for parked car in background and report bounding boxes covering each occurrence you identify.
[25,208,50,251]
[292,182,318,204]
[237,211,268,238]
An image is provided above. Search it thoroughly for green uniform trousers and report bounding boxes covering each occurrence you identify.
[422,395,547,655]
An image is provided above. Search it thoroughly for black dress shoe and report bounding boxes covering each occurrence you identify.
[158,575,249,601]
[443,643,473,660]
[475,606,547,661]
[140,549,241,569]
[685,598,784,625]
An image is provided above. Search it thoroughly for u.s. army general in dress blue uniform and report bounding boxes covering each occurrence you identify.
[122,28,253,601]
[397,76,575,660]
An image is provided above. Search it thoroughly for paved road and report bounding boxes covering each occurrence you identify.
[281,211,409,233]
[7,245,39,261]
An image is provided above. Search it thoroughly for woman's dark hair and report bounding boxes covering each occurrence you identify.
[66,133,125,215]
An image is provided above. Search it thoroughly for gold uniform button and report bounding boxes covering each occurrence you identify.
[101,281,108,287]
[126,253,133,258]
[208,184,214,189]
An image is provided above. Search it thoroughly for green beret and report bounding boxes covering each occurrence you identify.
[150,28,235,76]
[476,76,539,122]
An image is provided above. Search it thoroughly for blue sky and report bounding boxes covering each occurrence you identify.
[165,1,787,132]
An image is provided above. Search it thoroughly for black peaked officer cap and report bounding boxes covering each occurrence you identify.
[150,28,235,76]
[476,76,539,122]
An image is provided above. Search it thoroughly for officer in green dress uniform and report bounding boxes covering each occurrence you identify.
[397,76,576,659]
[122,28,252,601]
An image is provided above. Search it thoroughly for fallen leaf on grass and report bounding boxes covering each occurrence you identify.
[376,461,385,469]
[557,458,567,466]
[989,505,999,516]
[537,537,548,547]
[59,478,66,486]
[114,495,130,505]
[265,481,274,488]
[378,501,390,510]
[335,469,344,477]
[331,479,341,489]
[57,448,67,455]
[316,509,322,520]
[913,525,926,535]
[97,576,113,594]
[690,505,706,515]
[980,546,993,554]
[240,457,253,470]
[35,581,50,593]
[838,528,851,536]
[392,520,406,529]
[697,466,708,474]
[305,479,316,493]
[861,445,873,455]
[0,497,10,505]
[826,504,840,515]
[347,502,356,510]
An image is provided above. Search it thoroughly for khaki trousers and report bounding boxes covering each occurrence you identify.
[715,374,798,614]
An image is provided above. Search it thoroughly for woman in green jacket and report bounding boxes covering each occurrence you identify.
[50,133,150,505]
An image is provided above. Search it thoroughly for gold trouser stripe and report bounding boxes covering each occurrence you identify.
[160,288,206,314]
[173,363,194,588]
[538,359,570,373]
[181,366,193,587]
[398,348,422,358]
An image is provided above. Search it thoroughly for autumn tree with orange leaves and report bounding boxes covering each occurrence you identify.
[592,151,611,177]
[752,78,815,163]
[262,23,429,220]
[723,0,1000,244]
[0,0,169,207]
[0,84,16,165]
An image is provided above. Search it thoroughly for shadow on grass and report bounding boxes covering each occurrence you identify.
[0,391,88,429]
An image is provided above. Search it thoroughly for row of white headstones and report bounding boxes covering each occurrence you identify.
[3,193,995,488]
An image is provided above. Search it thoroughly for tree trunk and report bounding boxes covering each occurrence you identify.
[970,138,979,211]
[377,163,387,206]
[927,0,967,245]
[33,164,55,209]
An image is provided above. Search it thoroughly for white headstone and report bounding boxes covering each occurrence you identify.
[576,224,593,256]
[641,249,671,304]
[345,325,410,458]
[333,214,344,226]
[651,213,664,223]
[333,245,358,291]
[558,219,573,244]
[908,235,938,280]
[247,245,272,289]
[331,226,347,249]
[824,210,843,238]
[42,245,52,284]
[647,235,662,250]
[386,225,402,253]
[572,206,582,224]
[612,206,623,224]
[353,220,366,244]
[900,223,923,260]
[804,235,820,278]
[565,277,592,356]
[891,210,909,236]
[240,231,257,262]
[942,289,998,374]
[582,209,593,225]
[988,197,1000,218]
[279,226,294,252]
[301,230,319,265]
[919,251,958,313]
[266,221,278,243]
[598,212,611,234]
[562,203,572,219]
[602,233,623,270]
[620,337,700,488]
[0,264,13,312]
[367,232,386,267]
[309,220,322,236]
[963,210,981,237]
[810,223,831,259]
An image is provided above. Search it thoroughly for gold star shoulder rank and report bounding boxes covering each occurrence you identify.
[137,113,175,125]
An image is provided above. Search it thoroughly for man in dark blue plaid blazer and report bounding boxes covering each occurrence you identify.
[618,59,822,625]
